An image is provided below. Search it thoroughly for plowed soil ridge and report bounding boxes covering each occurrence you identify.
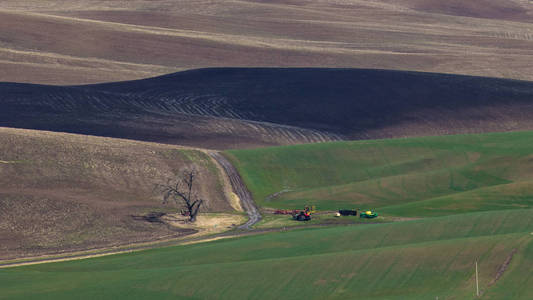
[2,68,533,149]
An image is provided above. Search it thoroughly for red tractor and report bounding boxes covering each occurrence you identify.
[292,206,312,221]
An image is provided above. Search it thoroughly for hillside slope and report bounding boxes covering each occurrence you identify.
[2,68,533,149]
[226,130,533,216]
[0,127,235,259]
[1,209,532,299]
[1,0,533,85]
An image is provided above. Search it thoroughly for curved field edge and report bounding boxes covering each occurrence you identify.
[225,130,533,216]
[1,208,532,299]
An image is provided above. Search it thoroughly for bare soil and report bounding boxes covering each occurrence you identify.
[162,213,246,236]
[0,127,236,259]
[0,1,533,84]
[2,68,532,150]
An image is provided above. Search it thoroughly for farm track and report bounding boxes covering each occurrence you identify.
[0,222,343,269]
[0,229,268,269]
[0,145,262,267]
[208,151,261,229]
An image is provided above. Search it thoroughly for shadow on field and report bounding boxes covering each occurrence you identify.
[131,212,167,224]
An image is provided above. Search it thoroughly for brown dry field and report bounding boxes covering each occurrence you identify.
[0,127,238,259]
[1,0,533,84]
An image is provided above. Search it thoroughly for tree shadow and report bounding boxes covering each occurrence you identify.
[131,212,166,224]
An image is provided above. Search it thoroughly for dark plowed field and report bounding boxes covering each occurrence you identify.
[1,68,533,148]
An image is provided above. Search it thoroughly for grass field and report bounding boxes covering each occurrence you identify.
[3,0,533,297]
[226,131,533,217]
[1,131,532,299]
[1,208,531,299]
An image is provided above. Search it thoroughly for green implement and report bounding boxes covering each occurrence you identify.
[360,210,378,218]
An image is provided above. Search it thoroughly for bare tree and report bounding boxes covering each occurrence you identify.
[156,168,204,222]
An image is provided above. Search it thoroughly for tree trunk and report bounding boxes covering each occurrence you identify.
[189,199,203,222]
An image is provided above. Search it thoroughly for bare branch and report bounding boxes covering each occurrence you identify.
[156,167,204,222]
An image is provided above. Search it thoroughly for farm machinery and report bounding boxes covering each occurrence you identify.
[359,210,378,218]
[292,206,312,221]
[338,209,357,216]
[335,209,378,218]
[272,206,315,221]
[274,205,316,216]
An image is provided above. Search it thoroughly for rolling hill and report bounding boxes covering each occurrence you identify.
[2,0,533,298]
[0,127,236,259]
[2,68,533,149]
[1,208,531,299]
[1,130,532,299]
[226,130,533,216]
[1,0,533,85]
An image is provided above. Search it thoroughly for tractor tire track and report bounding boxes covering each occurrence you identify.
[479,248,519,296]
[1,86,342,146]
[208,151,261,229]
[488,248,518,287]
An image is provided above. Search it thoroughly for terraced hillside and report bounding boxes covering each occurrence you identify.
[0,127,235,259]
[2,0,533,85]
[1,209,531,299]
[2,68,533,149]
[226,130,533,216]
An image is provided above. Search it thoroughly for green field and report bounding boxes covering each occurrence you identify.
[226,131,533,216]
[2,131,532,299]
[1,208,532,299]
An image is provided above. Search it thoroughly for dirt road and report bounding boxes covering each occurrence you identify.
[0,229,258,269]
[0,150,262,268]
[208,151,261,229]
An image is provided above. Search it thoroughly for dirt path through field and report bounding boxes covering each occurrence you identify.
[208,151,261,229]
[205,151,243,212]
[0,226,289,269]
[0,216,400,269]
[0,151,262,268]
[0,213,245,269]
[0,160,17,164]
[0,234,236,269]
